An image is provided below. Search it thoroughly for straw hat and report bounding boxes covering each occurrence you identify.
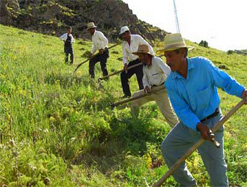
[87,22,97,30]
[119,26,130,35]
[132,44,154,56]
[157,33,193,52]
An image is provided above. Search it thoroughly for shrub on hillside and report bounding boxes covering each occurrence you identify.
[199,40,209,48]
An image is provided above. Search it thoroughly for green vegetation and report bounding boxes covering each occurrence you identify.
[227,49,247,56]
[0,24,247,186]
[199,40,209,48]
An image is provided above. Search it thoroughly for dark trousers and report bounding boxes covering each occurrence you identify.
[89,49,109,78]
[64,47,74,64]
[120,59,143,97]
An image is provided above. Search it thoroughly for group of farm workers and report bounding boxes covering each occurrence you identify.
[60,22,247,186]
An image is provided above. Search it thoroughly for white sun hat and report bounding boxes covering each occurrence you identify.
[87,22,97,30]
[119,26,130,35]
[157,33,193,53]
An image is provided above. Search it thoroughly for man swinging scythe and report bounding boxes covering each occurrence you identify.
[155,33,247,186]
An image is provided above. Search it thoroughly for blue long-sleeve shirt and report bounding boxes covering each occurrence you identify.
[165,57,245,131]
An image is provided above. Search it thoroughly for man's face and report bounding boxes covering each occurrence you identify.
[121,31,130,41]
[138,54,146,64]
[88,28,95,35]
[138,54,150,66]
[67,28,72,34]
[164,49,184,72]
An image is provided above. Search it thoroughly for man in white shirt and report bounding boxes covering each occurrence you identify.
[87,22,109,78]
[131,44,179,128]
[59,26,75,64]
[119,26,155,98]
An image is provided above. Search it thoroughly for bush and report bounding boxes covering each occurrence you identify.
[199,40,209,48]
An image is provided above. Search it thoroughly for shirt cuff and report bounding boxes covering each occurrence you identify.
[186,117,201,131]
[234,85,245,98]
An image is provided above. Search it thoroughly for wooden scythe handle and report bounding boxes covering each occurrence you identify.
[153,99,246,187]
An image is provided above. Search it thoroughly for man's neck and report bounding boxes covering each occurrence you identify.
[146,56,152,67]
[178,58,188,79]
[126,35,131,45]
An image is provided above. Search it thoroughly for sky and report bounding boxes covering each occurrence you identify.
[122,0,247,52]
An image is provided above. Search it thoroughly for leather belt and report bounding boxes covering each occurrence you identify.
[201,108,219,122]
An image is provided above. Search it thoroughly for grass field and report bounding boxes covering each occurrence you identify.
[0,24,246,186]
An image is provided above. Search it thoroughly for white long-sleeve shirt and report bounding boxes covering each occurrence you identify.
[91,30,108,54]
[143,56,171,88]
[122,34,155,65]
[59,33,75,43]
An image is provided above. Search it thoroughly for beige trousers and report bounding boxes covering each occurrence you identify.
[131,87,179,128]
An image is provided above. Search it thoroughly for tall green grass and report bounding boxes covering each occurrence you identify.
[0,24,246,186]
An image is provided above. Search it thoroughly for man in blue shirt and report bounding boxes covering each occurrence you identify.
[159,33,247,186]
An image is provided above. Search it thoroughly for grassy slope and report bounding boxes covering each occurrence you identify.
[0,24,246,186]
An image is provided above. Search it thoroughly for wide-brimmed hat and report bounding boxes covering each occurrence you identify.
[87,22,97,30]
[157,33,193,52]
[119,26,130,35]
[132,44,154,56]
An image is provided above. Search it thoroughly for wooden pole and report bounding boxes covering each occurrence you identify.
[153,99,246,187]
[111,85,165,109]
[98,63,142,81]
[73,43,119,74]
[98,55,163,81]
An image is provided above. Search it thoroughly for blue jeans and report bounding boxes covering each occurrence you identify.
[161,112,228,186]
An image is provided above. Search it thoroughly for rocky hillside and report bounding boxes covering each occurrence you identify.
[0,0,169,43]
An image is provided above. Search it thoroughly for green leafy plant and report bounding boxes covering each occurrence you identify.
[0,24,246,186]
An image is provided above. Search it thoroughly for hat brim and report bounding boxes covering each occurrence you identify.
[132,51,154,56]
[119,30,129,35]
[157,46,194,54]
[87,26,97,30]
